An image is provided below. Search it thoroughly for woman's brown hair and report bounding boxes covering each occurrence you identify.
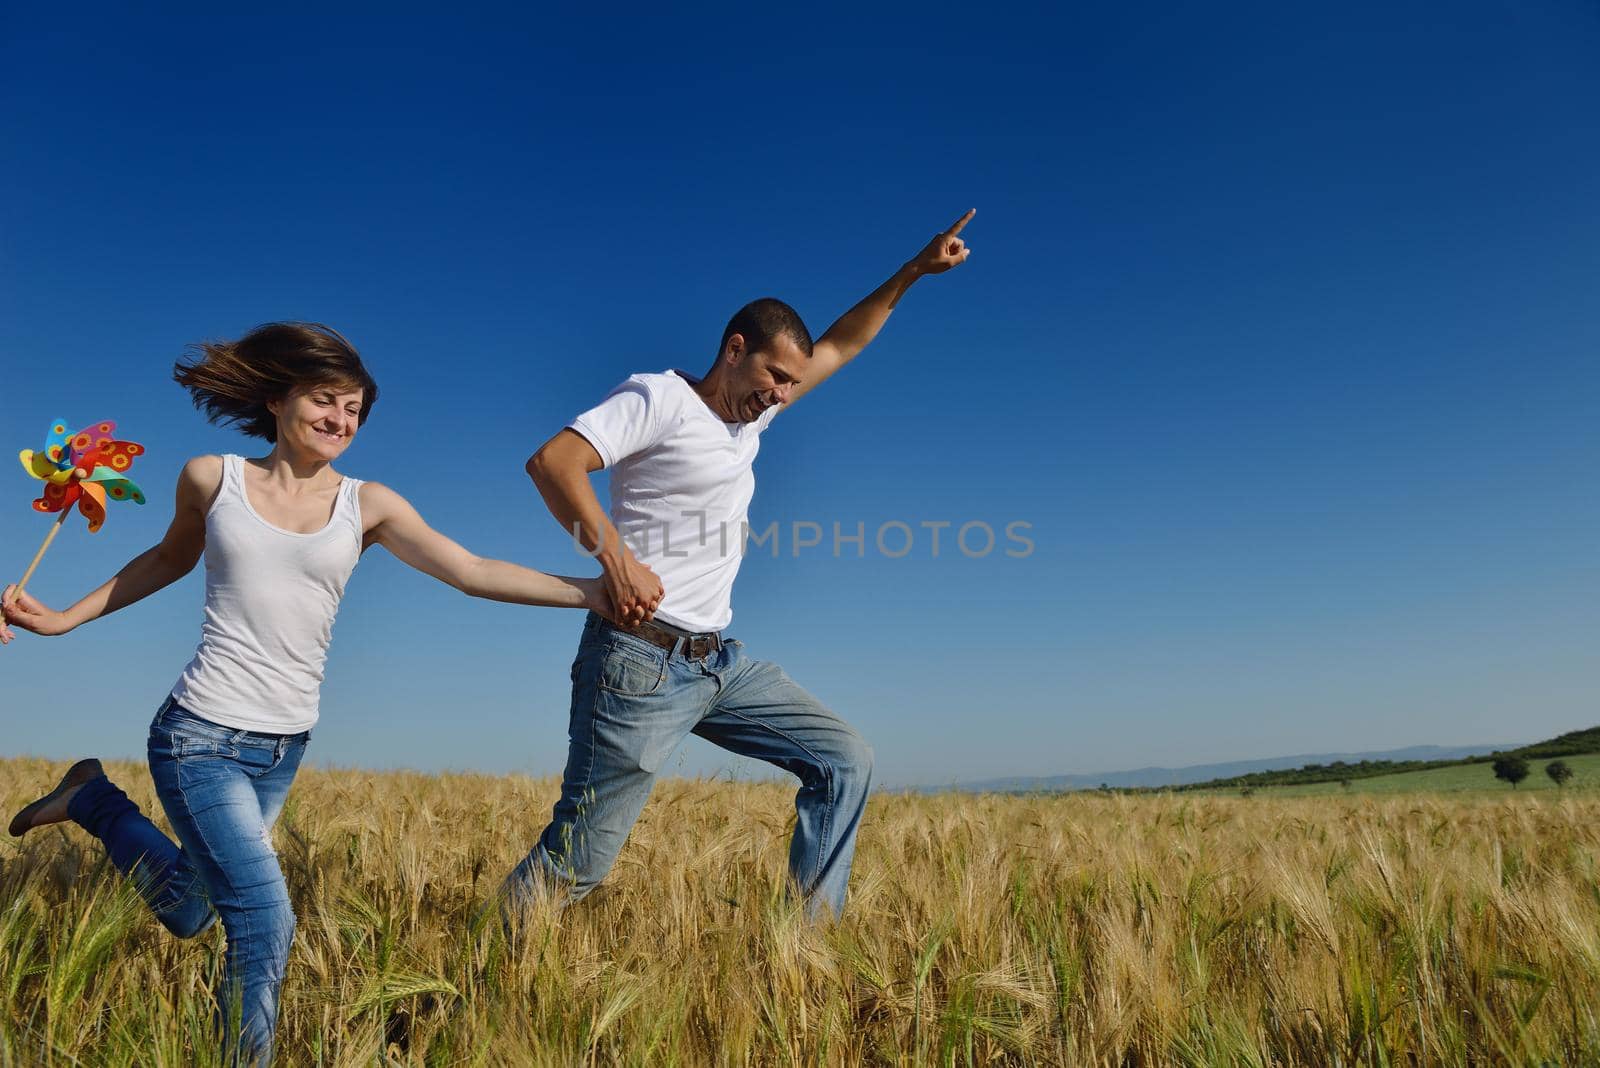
[172,322,379,443]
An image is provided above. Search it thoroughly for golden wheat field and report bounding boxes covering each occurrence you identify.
[2,758,1599,1066]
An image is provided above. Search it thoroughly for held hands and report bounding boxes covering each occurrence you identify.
[0,586,71,644]
[599,549,663,628]
[909,209,975,276]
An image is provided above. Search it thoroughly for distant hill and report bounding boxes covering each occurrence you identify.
[950,743,1514,793]
[1165,725,1600,793]
[1516,725,1600,759]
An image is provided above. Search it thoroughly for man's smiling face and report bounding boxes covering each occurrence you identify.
[725,332,808,423]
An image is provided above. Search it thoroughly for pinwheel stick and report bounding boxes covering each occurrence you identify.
[13,507,73,600]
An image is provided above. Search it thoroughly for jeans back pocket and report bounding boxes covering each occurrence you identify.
[597,638,667,696]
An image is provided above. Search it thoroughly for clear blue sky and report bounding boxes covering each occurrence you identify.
[2,4,1596,786]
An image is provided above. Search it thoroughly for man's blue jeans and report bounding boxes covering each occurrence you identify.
[502,613,874,918]
[67,698,307,1065]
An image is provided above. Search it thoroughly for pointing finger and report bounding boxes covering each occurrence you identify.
[945,208,976,236]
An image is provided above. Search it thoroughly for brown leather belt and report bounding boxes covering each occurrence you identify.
[622,618,723,659]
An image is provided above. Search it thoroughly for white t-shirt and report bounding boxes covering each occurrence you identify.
[569,370,781,632]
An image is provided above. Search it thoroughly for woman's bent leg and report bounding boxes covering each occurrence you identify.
[66,774,216,938]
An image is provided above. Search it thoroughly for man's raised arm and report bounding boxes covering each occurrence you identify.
[787,209,974,407]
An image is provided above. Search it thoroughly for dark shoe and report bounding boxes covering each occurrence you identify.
[9,758,103,837]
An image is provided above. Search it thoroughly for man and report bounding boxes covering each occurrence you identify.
[502,209,975,918]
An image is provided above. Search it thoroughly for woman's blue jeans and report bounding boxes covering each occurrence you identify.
[67,698,308,1065]
[501,613,874,919]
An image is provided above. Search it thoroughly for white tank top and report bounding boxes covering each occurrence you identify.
[169,454,364,733]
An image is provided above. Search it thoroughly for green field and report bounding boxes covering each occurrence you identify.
[1202,751,1600,797]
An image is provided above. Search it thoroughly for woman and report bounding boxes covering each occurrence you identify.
[0,322,658,1064]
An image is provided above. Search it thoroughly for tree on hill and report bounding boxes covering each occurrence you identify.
[1546,760,1574,789]
[1492,756,1530,789]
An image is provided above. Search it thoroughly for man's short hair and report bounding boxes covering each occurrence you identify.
[718,298,813,361]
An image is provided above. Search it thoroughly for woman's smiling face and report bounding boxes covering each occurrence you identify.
[271,383,366,460]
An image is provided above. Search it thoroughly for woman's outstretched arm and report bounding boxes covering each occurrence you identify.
[1,456,218,642]
[360,482,620,613]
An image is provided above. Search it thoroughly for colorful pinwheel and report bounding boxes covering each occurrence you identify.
[12,418,147,599]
